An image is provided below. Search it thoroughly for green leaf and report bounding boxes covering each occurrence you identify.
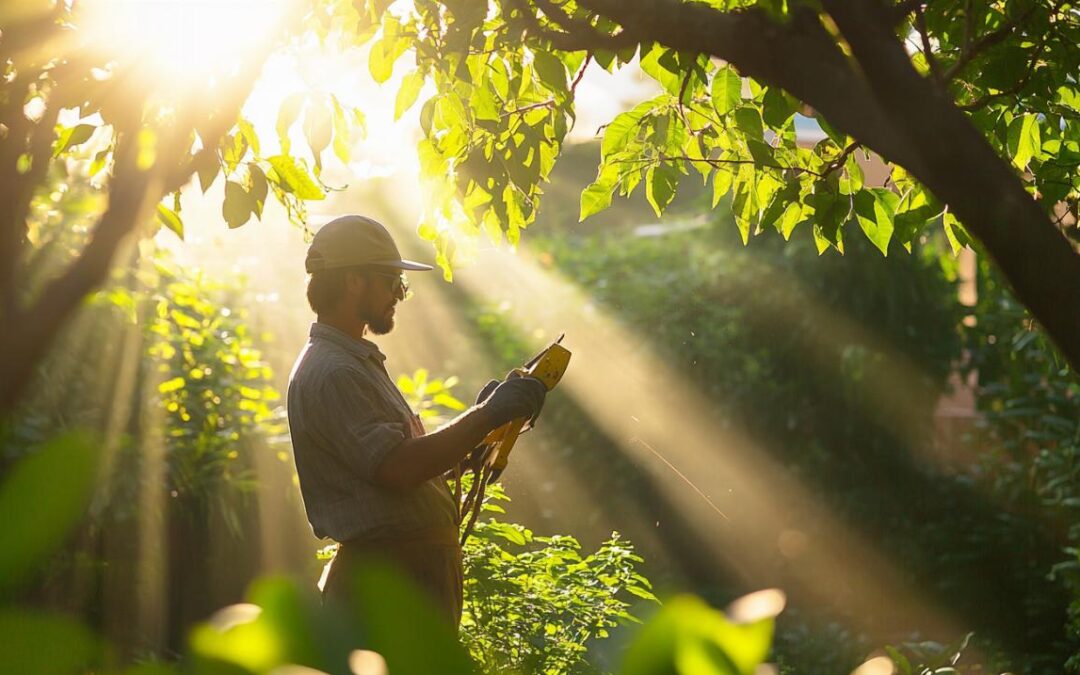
[761,87,796,128]
[0,433,99,596]
[0,610,99,673]
[626,585,660,602]
[52,123,96,157]
[276,93,305,154]
[194,150,220,193]
[712,168,734,207]
[758,181,799,234]
[369,20,408,85]
[580,163,620,221]
[89,149,110,177]
[395,70,426,120]
[188,578,321,672]
[222,132,248,172]
[268,155,325,200]
[223,180,254,229]
[432,392,466,411]
[663,110,689,156]
[942,210,971,255]
[841,151,864,194]
[733,107,764,140]
[602,112,642,160]
[731,181,755,244]
[159,376,187,393]
[1055,85,1080,113]
[237,117,261,156]
[156,202,184,240]
[331,96,354,164]
[979,45,1028,89]
[469,79,500,123]
[369,38,392,82]
[621,595,775,675]
[248,164,268,218]
[778,200,806,239]
[580,181,614,221]
[893,187,940,248]
[346,564,475,675]
[640,43,681,95]
[483,521,529,545]
[710,66,741,116]
[853,188,897,255]
[885,646,913,675]
[809,179,851,248]
[1007,113,1040,169]
[745,139,774,167]
[533,50,568,93]
[303,95,333,170]
[646,163,680,217]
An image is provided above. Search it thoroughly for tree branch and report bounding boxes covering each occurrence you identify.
[824,142,862,177]
[614,153,827,178]
[510,0,637,52]
[568,0,1080,367]
[890,0,923,24]
[576,0,928,174]
[913,3,943,83]
[0,4,292,415]
[958,32,1049,111]
[821,0,1080,368]
[0,122,154,412]
[942,2,1040,81]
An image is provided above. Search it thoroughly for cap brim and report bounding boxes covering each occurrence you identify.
[369,258,435,271]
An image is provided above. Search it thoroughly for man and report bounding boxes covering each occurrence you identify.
[286,214,546,628]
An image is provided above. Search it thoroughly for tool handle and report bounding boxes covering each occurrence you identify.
[491,417,526,471]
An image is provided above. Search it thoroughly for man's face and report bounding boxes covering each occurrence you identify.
[354,269,405,335]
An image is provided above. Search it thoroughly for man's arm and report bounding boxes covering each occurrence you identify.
[373,376,547,490]
[373,406,496,489]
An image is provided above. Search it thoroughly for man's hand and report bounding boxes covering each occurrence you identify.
[375,377,546,490]
[481,377,547,428]
[475,379,499,405]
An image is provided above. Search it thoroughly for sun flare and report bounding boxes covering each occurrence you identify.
[79,0,290,85]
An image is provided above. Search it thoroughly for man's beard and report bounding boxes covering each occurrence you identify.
[360,301,395,335]
[368,313,395,335]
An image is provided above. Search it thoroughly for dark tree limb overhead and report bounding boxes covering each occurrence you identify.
[572,0,1080,370]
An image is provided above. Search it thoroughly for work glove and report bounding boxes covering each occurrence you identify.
[481,376,547,428]
[475,379,499,405]
[452,379,507,476]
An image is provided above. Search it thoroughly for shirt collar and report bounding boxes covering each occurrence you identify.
[309,322,387,363]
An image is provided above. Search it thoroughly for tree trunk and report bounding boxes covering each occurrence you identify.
[820,0,1080,369]
[581,0,1080,370]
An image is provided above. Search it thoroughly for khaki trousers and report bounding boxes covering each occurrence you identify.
[321,526,463,629]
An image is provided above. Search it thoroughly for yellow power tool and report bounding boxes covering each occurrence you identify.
[456,334,571,545]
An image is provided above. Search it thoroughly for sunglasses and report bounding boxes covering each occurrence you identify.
[368,270,409,297]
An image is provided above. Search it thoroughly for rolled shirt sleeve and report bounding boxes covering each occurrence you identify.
[310,367,406,482]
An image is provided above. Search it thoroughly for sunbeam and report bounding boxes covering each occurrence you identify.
[441,234,977,644]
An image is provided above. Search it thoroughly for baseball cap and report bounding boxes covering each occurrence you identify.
[305,215,434,273]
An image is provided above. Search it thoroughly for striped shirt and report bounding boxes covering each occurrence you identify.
[287,322,457,542]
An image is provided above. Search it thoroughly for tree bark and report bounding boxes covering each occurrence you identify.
[0,135,157,414]
[820,0,1080,367]
[578,0,1080,369]
[0,21,280,417]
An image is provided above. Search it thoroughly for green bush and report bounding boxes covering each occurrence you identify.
[495,213,1069,671]
[398,369,658,673]
[142,255,284,522]
[2,229,284,650]
[957,256,1080,671]
[0,426,785,675]
[461,482,655,674]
